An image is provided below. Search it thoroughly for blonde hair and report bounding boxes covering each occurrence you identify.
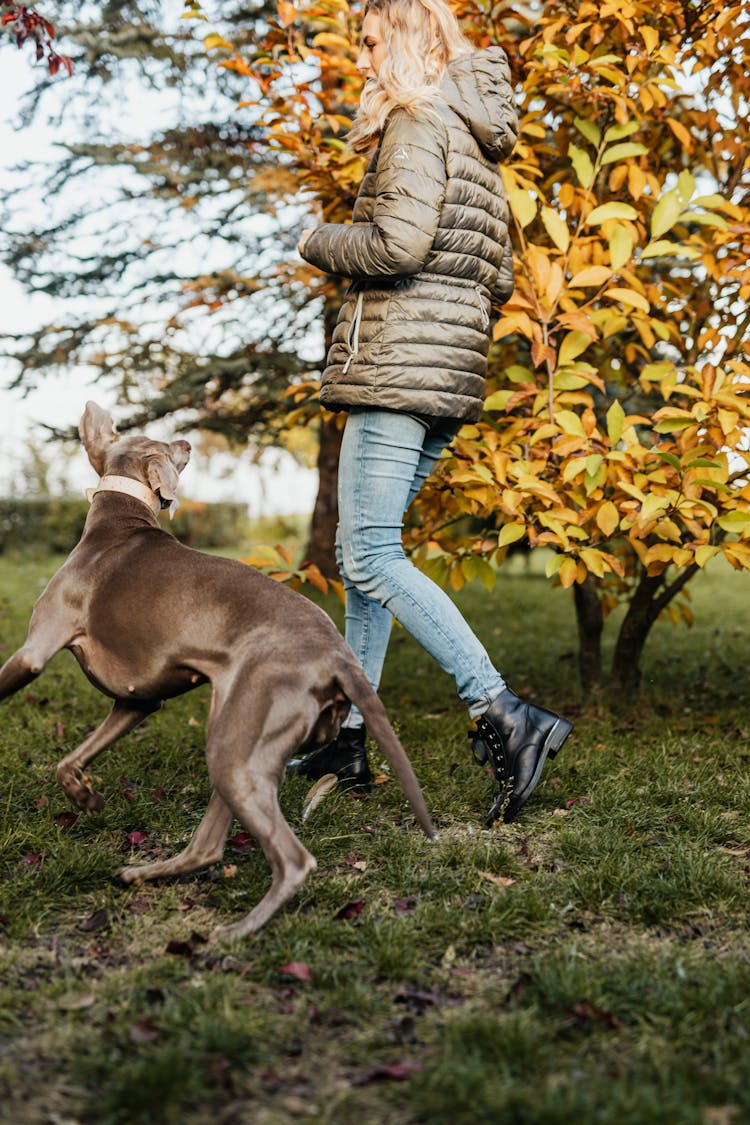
[347,0,472,153]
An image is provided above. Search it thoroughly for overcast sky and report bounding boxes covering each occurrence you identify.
[0,45,317,516]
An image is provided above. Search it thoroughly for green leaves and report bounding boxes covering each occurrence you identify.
[601,142,649,165]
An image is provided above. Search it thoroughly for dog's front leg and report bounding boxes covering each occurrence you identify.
[56,698,160,813]
[117,788,233,885]
[0,642,52,701]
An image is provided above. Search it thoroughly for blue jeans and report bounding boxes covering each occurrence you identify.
[336,407,506,727]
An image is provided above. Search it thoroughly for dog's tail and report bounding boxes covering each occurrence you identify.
[335,657,436,841]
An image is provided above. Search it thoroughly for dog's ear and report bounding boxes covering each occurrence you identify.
[169,440,191,474]
[80,402,118,476]
[145,441,190,507]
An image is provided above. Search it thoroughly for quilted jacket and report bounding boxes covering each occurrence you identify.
[301,46,518,422]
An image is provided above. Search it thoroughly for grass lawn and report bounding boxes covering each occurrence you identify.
[0,549,748,1125]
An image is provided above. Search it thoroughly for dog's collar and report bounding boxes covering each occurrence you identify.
[85,475,177,519]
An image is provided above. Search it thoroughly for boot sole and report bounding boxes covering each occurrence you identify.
[501,717,574,824]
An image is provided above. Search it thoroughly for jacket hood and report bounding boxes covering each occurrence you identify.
[440,46,519,162]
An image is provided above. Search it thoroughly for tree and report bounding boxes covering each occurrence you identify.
[210,0,749,695]
[407,0,750,695]
[0,0,341,573]
[1,0,72,74]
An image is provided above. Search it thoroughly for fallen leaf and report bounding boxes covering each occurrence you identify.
[55,721,65,740]
[128,898,152,915]
[130,1017,159,1044]
[477,870,516,886]
[345,853,367,871]
[150,786,167,803]
[77,908,109,933]
[301,773,338,822]
[19,853,42,868]
[277,961,312,982]
[569,999,623,1030]
[126,831,148,846]
[335,899,365,921]
[373,774,390,785]
[54,811,79,829]
[354,1059,423,1084]
[223,864,238,878]
[227,832,255,854]
[565,796,588,809]
[58,991,96,1011]
[392,896,418,915]
[34,795,50,810]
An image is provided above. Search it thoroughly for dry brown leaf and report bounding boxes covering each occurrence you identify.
[301,773,338,822]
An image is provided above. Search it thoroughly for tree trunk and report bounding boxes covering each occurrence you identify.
[304,415,342,577]
[573,575,604,694]
[303,291,343,577]
[610,570,664,694]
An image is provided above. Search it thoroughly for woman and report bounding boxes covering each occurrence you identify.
[294,0,572,825]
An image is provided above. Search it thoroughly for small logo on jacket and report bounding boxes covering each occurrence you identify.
[392,146,409,165]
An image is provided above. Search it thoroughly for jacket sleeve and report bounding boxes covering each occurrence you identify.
[302,108,448,279]
[490,238,515,307]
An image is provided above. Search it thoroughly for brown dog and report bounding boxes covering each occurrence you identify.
[0,402,435,942]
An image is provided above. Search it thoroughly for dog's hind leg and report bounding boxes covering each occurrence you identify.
[205,689,318,942]
[57,698,160,813]
[209,767,317,944]
[118,788,234,885]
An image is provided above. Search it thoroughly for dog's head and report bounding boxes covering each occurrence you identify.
[80,401,191,510]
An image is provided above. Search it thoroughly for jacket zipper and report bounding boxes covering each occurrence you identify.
[341,291,364,374]
[475,286,490,329]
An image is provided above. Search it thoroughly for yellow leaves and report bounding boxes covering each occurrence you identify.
[694,544,719,568]
[497,522,526,548]
[666,116,693,151]
[569,144,595,190]
[611,225,634,268]
[640,240,701,260]
[492,310,535,341]
[277,0,297,27]
[596,501,620,536]
[606,400,625,445]
[723,542,750,571]
[601,142,648,165]
[573,117,601,147]
[716,509,750,533]
[558,330,591,367]
[556,410,586,436]
[509,189,537,229]
[558,557,579,588]
[204,33,233,51]
[650,189,682,238]
[541,207,570,253]
[569,265,612,287]
[640,25,659,53]
[585,202,639,225]
[604,287,650,313]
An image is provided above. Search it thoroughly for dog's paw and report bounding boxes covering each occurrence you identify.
[116,865,144,885]
[81,789,105,814]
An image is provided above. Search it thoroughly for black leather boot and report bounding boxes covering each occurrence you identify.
[287,725,373,790]
[469,688,573,825]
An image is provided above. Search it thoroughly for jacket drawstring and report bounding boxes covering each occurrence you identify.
[342,291,364,375]
[475,286,490,329]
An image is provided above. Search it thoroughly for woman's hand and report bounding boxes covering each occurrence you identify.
[298,228,315,255]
